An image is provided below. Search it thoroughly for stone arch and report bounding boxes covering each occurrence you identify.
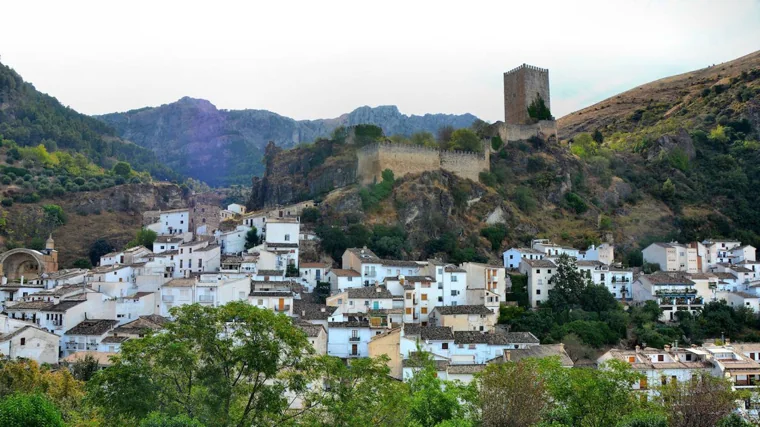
[0,249,46,281]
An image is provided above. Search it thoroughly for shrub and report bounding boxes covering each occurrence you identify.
[490,136,504,151]
[1,199,12,207]
[564,192,588,214]
[43,204,67,225]
[0,176,9,185]
[13,177,24,186]
[479,171,497,187]
[73,177,86,186]
[514,186,537,214]
[72,258,92,269]
[22,174,32,181]
[0,393,64,427]
[481,224,508,251]
[527,155,546,173]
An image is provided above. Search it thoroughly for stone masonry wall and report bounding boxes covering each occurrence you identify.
[504,64,550,125]
[497,120,558,143]
[357,143,488,184]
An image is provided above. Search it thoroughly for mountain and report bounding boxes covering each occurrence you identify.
[96,99,478,186]
[248,50,760,267]
[0,61,180,182]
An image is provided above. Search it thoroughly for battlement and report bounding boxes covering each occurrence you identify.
[356,142,489,185]
[504,63,549,76]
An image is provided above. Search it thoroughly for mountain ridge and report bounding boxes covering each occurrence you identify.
[95,98,478,186]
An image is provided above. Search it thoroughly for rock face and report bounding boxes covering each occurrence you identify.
[96,98,478,186]
[646,128,696,161]
[248,141,357,210]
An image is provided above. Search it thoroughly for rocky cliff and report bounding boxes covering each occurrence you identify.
[96,99,477,186]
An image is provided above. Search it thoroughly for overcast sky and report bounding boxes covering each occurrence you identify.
[1,0,758,122]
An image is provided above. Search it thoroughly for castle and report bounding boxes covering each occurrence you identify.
[356,64,558,184]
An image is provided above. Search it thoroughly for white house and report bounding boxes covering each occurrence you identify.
[216,225,252,255]
[0,314,60,364]
[326,269,362,293]
[327,286,394,315]
[264,218,300,268]
[227,203,246,215]
[462,262,505,308]
[173,240,221,277]
[298,262,330,292]
[153,236,184,254]
[428,305,498,332]
[421,261,467,307]
[158,208,192,241]
[631,272,703,321]
[63,319,119,357]
[327,316,372,358]
[520,258,557,307]
[643,242,699,273]
[502,247,545,270]
[579,243,615,265]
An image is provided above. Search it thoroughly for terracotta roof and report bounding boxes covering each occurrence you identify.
[577,260,604,267]
[66,319,119,336]
[380,260,421,268]
[641,272,696,285]
[195,244,220,252]
[713,272,738,280]
[163,278,196,287]
[447,364,486,374]
[249,291,293,297]
[433,305,494,315]
[61,351,117,366]
[385,275,434,283]
[300,262,330,269]
[45,300,86,312]
[155,236,184,243]
[330,269,361,277]
[445,266,466,273]
[345,247,380,262]
[267,242,299,248]
[0,325,57,341]
[6,301,55,310]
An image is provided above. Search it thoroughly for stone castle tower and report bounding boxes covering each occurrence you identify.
[503,64,550,125]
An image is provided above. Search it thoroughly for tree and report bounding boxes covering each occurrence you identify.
[449,129,482,152]
[406,352,475,425]
[127,228,158,249]
[139,412,204,427]
[478,359,551,427]
[0,393,65,427]
[437,125,455,146]
[302,355,410,426]
[658,373,738,427]
[514,186,537,214]
[580,284,620,315]
[301,207,320,224]
[89,238,115,266]
[87,302,314,426]
[42,204,66,225]
[316,225,349,262]
[66,354,100,382]
[592,129,604,144]
[527,94,552,121]
[314,281,331,304]
[662,179,676,200]
[72,258,92,269]
[544,360,643,427]
[480,224,508,251]
[244,227,260,250]
[547,254,592,309]
[113,161,132,177]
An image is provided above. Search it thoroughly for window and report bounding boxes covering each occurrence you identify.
[180,260,183,268]
[437,268,442,275]
[509,255,513,259]
[364,300,369,306]
[468,344,476,350]
[189,248,193,254]
[198,259,202,268]
[349,301,354,306]
[405,308,412,315]
[406,293,412,300]
[686,353,693,361]
[421,307,428,314]
[421,294,428,301]
[161,245,165,250]
[285,234,290,241]
[451,275,458,282]
[548,270,552,274]
[347,277,353,282]
[639,377,647,390]
[442,343,449,350]
[657,355,664,362]
[536,269,541,274]
[536,289,541,295]
[479,326,484,331]
[20,338,25,346]
[180,220,184,224]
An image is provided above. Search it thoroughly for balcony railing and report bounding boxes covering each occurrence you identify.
[274,305,291,312]
[348,353,361,357]
[654,288,698,296]
[349,336,361,342]
[198,295,214,303]
[364,271,376,277]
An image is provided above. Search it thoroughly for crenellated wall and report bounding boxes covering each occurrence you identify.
[357,143,489,184]
[496,120,558,144]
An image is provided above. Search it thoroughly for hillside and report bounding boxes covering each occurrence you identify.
[557,50,760,246]
[255,50,760,266]
[96,98,478,186]
[0,61,180,182]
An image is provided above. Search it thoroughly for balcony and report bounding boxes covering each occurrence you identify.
[364,272,376,278]
[348,353,361,357]
[349,336,361,342]
[654,288,698,297]
[162,295,175,303]
[274,305,291,312]
[198,295,214,303]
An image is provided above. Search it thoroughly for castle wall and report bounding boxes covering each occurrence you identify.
[497,120,558,143]
[504,65,550,125]
[357,143,488,184]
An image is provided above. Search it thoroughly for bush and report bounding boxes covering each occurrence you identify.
[481,224,508,251]
[0,393,64,427]
[43,204,67,225]
[449,128,482,152]
[0,176,10,185]
[13,177,23,186]
[479,171,497,187]
[564,192,588,214]
[514,186,537,214]
[490,136,504,151]
[1,199,12,207]
[72,258,92,269]
[301,207,321,224]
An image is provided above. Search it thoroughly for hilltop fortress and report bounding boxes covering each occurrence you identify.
[356,64,558,184]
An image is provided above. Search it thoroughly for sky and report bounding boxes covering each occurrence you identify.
[1,0,758,123]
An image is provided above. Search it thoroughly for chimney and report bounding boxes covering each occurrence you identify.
[664,345,671,352]
[635,345,641,353]
[506,351,511,361]
[301,310,306,317]
[320,307,325,312]
[376,287,381,293]
[726,338,731,345]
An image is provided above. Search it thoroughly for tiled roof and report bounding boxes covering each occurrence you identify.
[61,351,117,366]
[113,315,168,334]
[0,325,57,341]
[46,300,86,312]
[196,244,221,252]
[381,260,421,268]
[6,301,54,311]
[642,272,696,285]
[445,266,466,273]
[345,247,380,262]
[402,357,450,370]
[713,272,737,280]
[489,344,574,367]
[163,278,196,287]
[385,275,435,283]
[293,300,336,320]
[522,259,557,268]
[66,319,119,336]
[330,269,361,277]
[296,322,325,337]
[101,335,130,344]
[432,305,494,315]
[447,364,486,374]
[347,286,393,299]
[577,260,604,267]
[256,270,284,276]
[403,324,454,341]
[249,291,293,297]
[328,320,370,328]
[300,262,330,268]
[267,242,299,248]
[507,247,544,254]
[454,331,539,345]
[155,236,184,243]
